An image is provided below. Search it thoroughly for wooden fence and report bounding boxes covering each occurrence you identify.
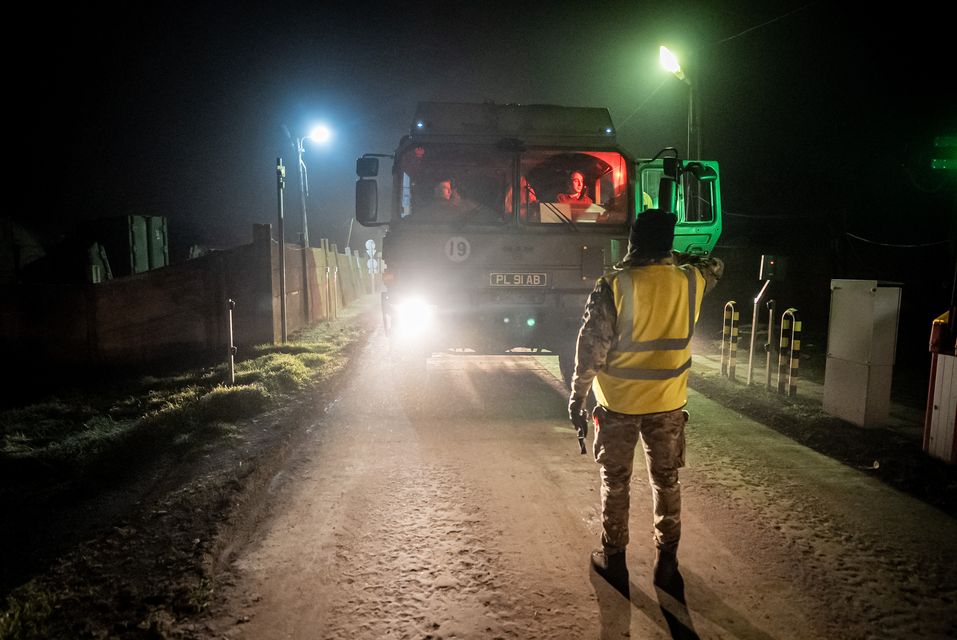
[0,224,379,368]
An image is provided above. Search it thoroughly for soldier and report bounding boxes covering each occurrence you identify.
[568,209,723,593]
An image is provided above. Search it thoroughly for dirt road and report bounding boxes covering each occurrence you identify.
[207,331,957,639]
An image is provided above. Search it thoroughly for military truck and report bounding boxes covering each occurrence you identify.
[355,102,721,384]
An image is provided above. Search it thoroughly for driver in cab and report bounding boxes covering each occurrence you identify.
[419,177,463,220]
[433,178,460,207]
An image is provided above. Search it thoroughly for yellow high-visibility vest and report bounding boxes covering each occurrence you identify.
[593,264,706,414]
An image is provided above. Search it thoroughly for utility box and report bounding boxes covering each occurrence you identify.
[926,354,957,462]
[823,279,902,428]
[924,311,957,463]
[94,215,169,278]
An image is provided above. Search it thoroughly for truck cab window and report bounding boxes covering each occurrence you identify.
[640,167,663,210]
[682,175,715,223]
[398,144,512,225]
[400,172,412,219]
[521,150,629,226]
[638,164,715,223]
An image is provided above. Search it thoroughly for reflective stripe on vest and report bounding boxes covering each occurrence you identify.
[605,357,692,380]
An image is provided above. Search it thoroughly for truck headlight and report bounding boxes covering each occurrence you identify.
[393,295,436,334]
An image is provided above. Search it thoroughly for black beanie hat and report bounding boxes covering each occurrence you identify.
[628,209,677,258]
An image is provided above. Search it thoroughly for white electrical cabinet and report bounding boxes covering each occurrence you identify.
[926,353,957,463]
[823,279,902,428]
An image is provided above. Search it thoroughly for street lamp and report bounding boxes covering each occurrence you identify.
[294,124,332,248]
[660,45,702,218]
[659,45,698,162]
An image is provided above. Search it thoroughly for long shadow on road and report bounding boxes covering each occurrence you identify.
[591,565,776,640]
[590,564,703,640]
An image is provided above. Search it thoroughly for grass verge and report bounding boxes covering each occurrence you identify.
[0,299,376,639]
[0,312,364,491]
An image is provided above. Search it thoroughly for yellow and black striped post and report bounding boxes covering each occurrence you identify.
[721,300,739,380]
[777,308,801,396]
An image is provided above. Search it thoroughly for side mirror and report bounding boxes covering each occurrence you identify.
[658,175,678,214]
[684,162,718,182]
[356,179,378,225]
[356,157,379,178]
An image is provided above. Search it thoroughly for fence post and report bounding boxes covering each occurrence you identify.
[321,238,332,320]
[777,308,801,396]
[227,299,237,385]
[721,300,739,381]
[332,264,339,318]
[324,265,332,319]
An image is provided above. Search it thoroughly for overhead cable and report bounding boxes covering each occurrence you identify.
[845,232,951,249]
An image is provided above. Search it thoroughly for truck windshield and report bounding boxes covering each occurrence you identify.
[397,145,630,226]
[398,144,512,225]
[521,150,629,226]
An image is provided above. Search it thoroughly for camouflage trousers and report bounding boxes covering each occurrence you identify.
[592,405,687,553]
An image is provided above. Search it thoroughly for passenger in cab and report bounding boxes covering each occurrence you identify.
[557,171,593,205]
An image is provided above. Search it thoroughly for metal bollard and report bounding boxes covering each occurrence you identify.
[227,299,237,385]
[747,280,772,385]
[765,299,776,390]
[721,300,739,380]
[777,308,801,396]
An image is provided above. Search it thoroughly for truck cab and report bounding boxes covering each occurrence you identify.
[355,102,721,384]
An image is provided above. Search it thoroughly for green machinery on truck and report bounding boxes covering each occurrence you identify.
[355,102,722,384]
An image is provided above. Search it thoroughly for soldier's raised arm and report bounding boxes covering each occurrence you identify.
[674,252,724,295]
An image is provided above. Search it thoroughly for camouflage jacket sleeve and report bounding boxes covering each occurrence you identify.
[675,253,725,296]
[571,278,617,399]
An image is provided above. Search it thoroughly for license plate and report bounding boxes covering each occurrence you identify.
[489,272,548,287]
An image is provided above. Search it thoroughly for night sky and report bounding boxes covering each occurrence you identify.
[18,1,954,263]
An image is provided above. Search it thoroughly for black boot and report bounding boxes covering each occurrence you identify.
[591,549,626,579]
[653,545,685,601]
[591,549,629,595]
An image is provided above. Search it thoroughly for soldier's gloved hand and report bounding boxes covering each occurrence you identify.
[568,395,589,452]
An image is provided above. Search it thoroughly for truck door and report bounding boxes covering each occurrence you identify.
[637,159,722,255]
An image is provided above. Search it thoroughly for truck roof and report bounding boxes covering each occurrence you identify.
[410,102,619,146]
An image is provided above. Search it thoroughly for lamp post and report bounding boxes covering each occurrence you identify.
[292,124,332,248]
[660,45,701,217]
[659,46,699,161]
